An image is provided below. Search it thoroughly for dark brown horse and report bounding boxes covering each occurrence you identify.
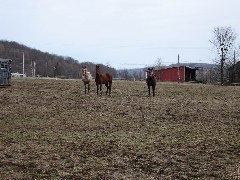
[95,65,112,95]
[82,66,92,94]
[146,67,156,97]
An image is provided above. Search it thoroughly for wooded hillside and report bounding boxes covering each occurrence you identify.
[0,40,116,78]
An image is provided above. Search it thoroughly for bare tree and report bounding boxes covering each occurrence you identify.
[118,69,130,80]
[155,57,162,70]
[154,57,162,81]
[209,27,237,84]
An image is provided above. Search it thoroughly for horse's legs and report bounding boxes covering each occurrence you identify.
[87,82,90,93]
[108,83,112,96]
[105,83,109,95]
[84,83,87,94]
[152,85,155,97]
[97,84,99,95]
[148,85,151,96]
[109,82,112,96]
[100,84,103,95]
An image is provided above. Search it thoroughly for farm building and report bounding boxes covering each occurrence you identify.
[154,66,198,82]
[0,59,12,86]
[228,61,240,83]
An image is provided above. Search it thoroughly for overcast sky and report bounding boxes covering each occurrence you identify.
[1,0,239,69]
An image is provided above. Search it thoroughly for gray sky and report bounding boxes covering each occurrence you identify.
[1,0,239,69]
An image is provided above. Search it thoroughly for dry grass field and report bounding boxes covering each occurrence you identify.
[0,78,240,179]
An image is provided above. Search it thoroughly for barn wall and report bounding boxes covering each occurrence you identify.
[159,67,185,82]
[154,66,198,82]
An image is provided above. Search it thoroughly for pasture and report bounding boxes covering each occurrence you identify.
[0,78,239,179]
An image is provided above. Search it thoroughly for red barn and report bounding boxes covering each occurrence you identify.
[154,66,198,82]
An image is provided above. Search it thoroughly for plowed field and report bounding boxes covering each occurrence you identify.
[1,78,239,179]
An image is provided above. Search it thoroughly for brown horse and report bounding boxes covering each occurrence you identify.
[146,67,156,97]
[82,66,92,94]
[95,65,112,95]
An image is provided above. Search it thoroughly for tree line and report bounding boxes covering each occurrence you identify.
[0,40,117,79]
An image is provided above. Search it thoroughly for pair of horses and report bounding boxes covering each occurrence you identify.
[82,65,156,97]
[82,65,112,95]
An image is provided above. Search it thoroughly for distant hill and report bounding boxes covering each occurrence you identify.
[0,40,116,78]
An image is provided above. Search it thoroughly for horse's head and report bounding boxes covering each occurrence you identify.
[96,65,100,74]
[82,66,87,77]
[82,66,92,81]
[147,67,154,77]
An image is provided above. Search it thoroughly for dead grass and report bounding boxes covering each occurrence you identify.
[0,78,239,179]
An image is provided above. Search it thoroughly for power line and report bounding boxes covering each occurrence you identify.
[120,63,146,66]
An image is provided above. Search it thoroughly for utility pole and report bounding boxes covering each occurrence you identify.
[22,52,25,75]
[33,61,36,77]
[31,60,36,77]
[31,60,33,77]
[233,51,236,83]
[178,54,180,83]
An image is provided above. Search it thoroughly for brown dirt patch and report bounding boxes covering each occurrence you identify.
[0,78,239,179]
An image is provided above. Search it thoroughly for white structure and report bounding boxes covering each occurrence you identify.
[12,72,26,78]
